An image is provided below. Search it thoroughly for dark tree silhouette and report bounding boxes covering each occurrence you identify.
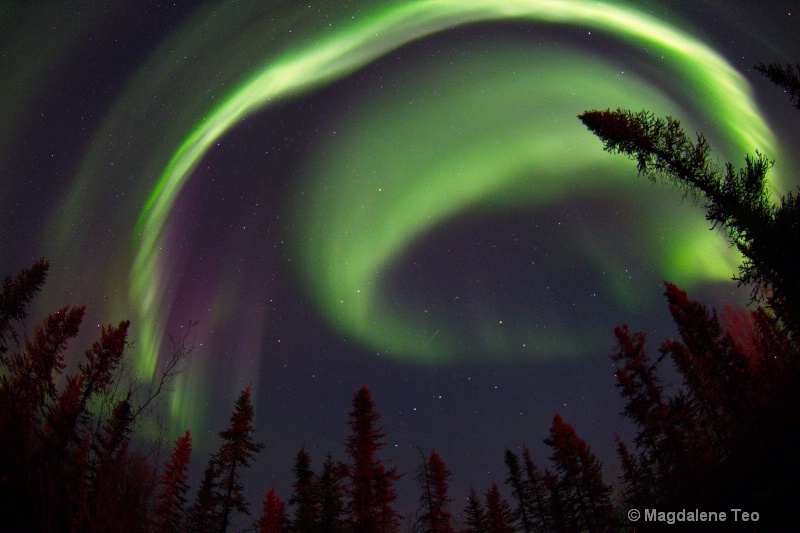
[0,258,48,357]
[316,452,346,532]
[578,65,800,527]
[544,415,616,532]
[611,283,800,529]
[1,305,85,459]
[609,325,669,511]
[374,462,402,533]
[520,446,553,533]
[290,446,319,532]
[190,461,221,533]
[462,487,486,533]
[89,397,138,529]
[542,469,568,533]
[503,449,532,533]
[755,62,800,109]
[0,260,191,531]
[483,482,515,533]
[413,447,454,533]
[343,385,401,533]
[1,306,85,530]
[213,385,265,533]
[154,429,193,532]
[578,105,800,337]
[258,488,288,533]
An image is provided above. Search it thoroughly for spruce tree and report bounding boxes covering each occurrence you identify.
[612,284,800,527]
[462,487,486,533]
[543,470,566,533]
[503,449,532,532]
[289,446,319,532]
[373,461,402,533]
[755,62,800,109]
[483,482,514,533]
[0,260,187,531]
[578,99,800,337]
[213,385,265,532]
[316,452,346,532]
[258,488,288,533]
[414,448,454,533]
[0,258,48,358]
[86,350,136,526]
[1,305,85,457]
[190,460,221,532]
[154,429,193,532]
[343,385,401,533]
[579,66,800,525]
[520,446,553,533]
[544,415,616,532]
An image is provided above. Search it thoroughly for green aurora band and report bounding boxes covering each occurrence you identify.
[45,0,787,423]
[291,45,730,364]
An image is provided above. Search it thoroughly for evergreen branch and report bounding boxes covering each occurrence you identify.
[755,62,800,110]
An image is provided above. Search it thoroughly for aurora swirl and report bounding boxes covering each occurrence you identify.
[139,1,778,413]
[11,0,789,434]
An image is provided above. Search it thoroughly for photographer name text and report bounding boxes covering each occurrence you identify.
[627,508,759,524]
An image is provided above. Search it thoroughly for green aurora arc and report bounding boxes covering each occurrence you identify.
[44,0,786,423]
[290,44,733,365]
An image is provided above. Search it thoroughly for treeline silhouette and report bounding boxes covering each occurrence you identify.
[2,63,798,532]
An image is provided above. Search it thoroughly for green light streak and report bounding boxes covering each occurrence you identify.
[129,0,777,384]
[293,44,747,363]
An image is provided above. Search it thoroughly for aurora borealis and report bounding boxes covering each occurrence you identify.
[2,0,798,514]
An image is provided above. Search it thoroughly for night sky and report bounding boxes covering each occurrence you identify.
[2,0,798,523]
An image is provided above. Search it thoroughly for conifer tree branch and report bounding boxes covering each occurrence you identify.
[755,62,800,110]
[579,108,800,336]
